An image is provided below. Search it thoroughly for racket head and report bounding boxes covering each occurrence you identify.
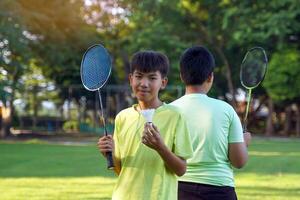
[81,44,112,91]
[240,47,268,90]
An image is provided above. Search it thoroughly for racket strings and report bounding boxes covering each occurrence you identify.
[81,46,111,90]
[241,49,267,88]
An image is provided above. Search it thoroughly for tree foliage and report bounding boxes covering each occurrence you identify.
[263,49,300,102]
[15,0,99,87]
[1,0,300,136]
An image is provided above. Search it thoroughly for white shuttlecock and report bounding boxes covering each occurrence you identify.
[140,109,155,123]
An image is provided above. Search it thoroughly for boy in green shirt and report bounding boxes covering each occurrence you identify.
[171,46,251,200]
[98,51,193,200]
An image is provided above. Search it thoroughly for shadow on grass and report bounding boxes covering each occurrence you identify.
[235,139,300,174]
[1,138,300,178]
[238,185,300,198]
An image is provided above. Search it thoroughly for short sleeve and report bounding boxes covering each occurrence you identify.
[113,114,121,160]
[228,107,244,143]
[173,114,193,160]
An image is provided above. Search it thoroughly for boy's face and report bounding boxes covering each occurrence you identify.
[129,70,168,104]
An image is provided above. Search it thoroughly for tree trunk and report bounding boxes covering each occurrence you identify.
[214,47,237,108]
[265,97,274,136]
[295,104,300,137]
[0,105,11,138]
[1,72,18,137]
[1,118,11,138]
[283,105,292,136]
[32,86,38,128]
[67,87,72,120]
[0,67,20,137]
[1,96,14,138]
[196,24,237,108]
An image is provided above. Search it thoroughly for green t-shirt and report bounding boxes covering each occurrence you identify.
[112,104,193,200]
[171,93,244,187]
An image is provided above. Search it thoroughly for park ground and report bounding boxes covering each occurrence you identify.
[0,136,300,200]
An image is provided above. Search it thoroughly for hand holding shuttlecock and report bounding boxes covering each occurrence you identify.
[140,109,163,148]
[140,109,155,124]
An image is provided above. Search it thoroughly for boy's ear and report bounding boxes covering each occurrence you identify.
[128,73,133,85]
[180,73,184,82]
[160,77,168,89]
[207,72,214,83]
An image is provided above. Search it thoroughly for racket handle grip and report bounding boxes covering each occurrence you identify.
[106,152,114,170]
[242,123,247,133]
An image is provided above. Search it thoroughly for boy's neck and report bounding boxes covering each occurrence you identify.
[185,85,209,95]
[138,99,163,110]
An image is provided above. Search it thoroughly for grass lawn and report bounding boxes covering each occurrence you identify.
[0,137,300,200]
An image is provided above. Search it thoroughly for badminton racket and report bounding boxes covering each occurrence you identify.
[240,46,268,131]
[81,44,114,169]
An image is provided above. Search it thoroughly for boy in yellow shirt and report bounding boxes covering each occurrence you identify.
[98,51,193,200]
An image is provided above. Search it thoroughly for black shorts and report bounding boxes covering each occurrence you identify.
[178,181,238,200]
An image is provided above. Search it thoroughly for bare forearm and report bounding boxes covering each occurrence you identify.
[156,145,186,176]
[228,132,252,168]
[141,124,187,176]
[228,143,248,168]
[98,135,121,174]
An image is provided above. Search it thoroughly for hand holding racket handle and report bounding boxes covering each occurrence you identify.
[106,152,114,169]
[99,90,114,170]
[242,124,248,133]
[102,117,114,170]
[102,126,115,169]
[243,131,252,147]
[97,134,115,170]
[102,128,114,169]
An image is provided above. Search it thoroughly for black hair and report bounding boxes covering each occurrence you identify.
[180,46,215,85]
[130,51,169,78]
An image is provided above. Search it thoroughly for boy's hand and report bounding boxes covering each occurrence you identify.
[97,135,114,157]
[244,132,252,147]
[142,123,165,151]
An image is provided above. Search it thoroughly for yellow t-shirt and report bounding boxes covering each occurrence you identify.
[112,104,193,200]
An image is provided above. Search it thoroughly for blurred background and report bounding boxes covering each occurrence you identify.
[0,0,299,138]
[1,1,300,200]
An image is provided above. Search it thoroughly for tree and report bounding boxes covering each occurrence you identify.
[222,0,300,135]
[0,0,99,136]
[15,61,61,128]
[263,49,300,136]
[15,0,99,87]
[0,0,33,137]
[89,0,239,105]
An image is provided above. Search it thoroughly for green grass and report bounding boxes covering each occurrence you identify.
[0,140,116,200]
[0,138,300,200]
[235,138,300,200]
